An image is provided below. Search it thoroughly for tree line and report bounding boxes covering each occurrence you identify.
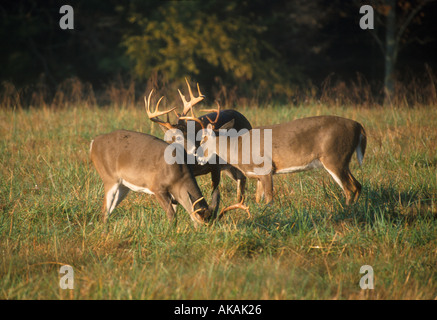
[1,0,436,106]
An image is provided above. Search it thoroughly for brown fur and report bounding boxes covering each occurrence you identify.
[204,116,366,205]
[90,130,211,224]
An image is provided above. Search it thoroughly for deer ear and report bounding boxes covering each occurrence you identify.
[218,119,235,130]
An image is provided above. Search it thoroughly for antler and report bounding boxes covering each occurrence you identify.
[177,115,205,129]
[178,78,205,117]
[191,197,209,225]
[219,196,251,219]
[200,101,221,128]
[145,90,176,130]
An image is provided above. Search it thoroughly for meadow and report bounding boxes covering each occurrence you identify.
[0,93,436,299]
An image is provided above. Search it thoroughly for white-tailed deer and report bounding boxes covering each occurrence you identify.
[145,78,252,214]
[90,128,212,225]
[199,115,367,206]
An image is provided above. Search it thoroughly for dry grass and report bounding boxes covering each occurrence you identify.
[0,82,436,299]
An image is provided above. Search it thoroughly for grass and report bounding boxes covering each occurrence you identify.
[0,101,436,299]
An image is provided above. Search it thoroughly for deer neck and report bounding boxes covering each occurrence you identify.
[172,172,207,212]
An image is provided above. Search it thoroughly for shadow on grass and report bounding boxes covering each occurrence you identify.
[231,203,324,236]
[360,184,437,225]
[227,183,436,236]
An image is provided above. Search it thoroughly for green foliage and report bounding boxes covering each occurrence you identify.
[2,0,436,105]
[123,2,299,98]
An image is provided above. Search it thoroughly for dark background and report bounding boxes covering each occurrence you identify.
[1,0,436,105]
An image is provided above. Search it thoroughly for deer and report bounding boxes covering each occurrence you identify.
[89,94,215,225]
[198,115,367,207]
[145,78,252,216]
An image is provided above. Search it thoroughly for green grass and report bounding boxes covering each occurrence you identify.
[0,103,436,299]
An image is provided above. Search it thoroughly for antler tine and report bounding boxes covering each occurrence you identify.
[200,101,221,128]
[185,77,195,101]
[192,196,204,210]
[191,197,209,225]
[178,115,205,129]
[219,197,251,219]
[178,78,206,117]
[197,83,203,98]
[145,89,154,114]
[177,88,190,115]
[144,90,176,129]
[185,78,205,107]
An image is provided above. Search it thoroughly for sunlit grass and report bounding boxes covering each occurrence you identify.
[0,102,436,299]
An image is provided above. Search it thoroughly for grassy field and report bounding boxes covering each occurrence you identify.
[0,101,436,299]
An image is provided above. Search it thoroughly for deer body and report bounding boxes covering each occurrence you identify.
[198,109,252,132]
[201,115,366,205]
[90,129,211,224]
[145,80,252,215]
[195,109,252,201]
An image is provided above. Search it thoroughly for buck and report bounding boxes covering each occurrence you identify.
[198,115,367,205]
[145,78,252,214]
[90,125,213,225]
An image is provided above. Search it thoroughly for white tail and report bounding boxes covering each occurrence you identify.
[356,133,366,166]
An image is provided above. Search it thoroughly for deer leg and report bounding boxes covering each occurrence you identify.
[323,164,360,205]
[259,174,274,204]
[255,179,264,203]
[234,168,247,202]
[224,167,247,202]
[347,170,362,204]
[154,192,177,223]
[237,176,247,202]
[102,182,130,222]
[170,194,178,214]
[210,167,221,218]
[103,183,118,222]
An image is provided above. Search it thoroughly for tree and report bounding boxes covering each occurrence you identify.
[122,1,327,102]
[361,0,436,104]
